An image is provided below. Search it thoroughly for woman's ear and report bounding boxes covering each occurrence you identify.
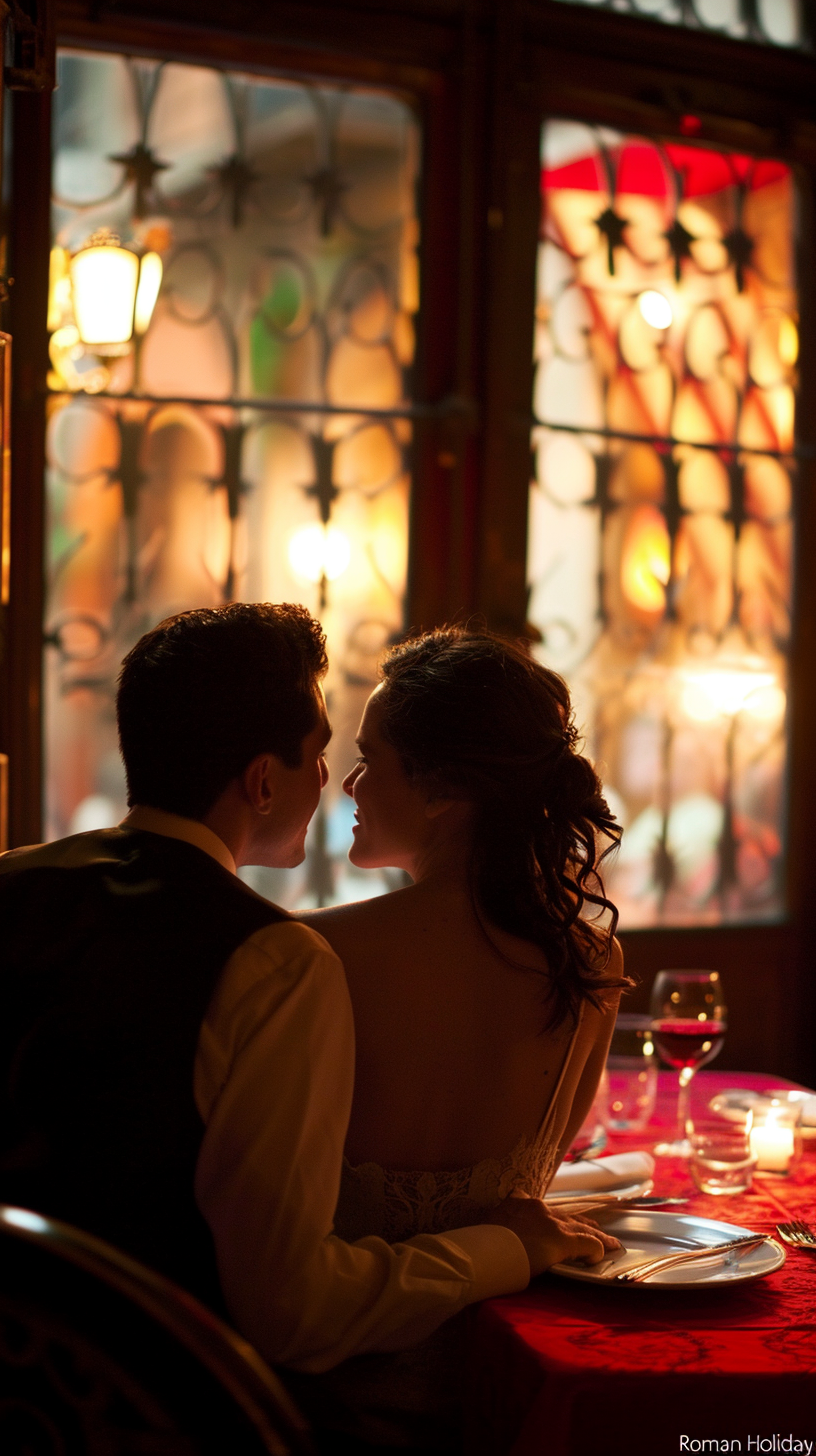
[424,795,471,824]
[424,796,455,820]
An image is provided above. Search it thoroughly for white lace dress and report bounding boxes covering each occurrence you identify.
[295,1006,587,1451]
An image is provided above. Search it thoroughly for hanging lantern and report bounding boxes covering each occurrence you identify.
[69,230,162,351]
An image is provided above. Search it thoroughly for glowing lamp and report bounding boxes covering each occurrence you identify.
[69,231,162,351]
[289,525,351,585]
[621,508,671,613]
[638,290,673,330]
[680,669,779,723]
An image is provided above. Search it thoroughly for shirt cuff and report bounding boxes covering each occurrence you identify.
[440,1224,531,1302]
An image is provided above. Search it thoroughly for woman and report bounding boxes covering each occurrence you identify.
[298,628,629,1451]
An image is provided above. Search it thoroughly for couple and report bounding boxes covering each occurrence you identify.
[0,602,627,1452]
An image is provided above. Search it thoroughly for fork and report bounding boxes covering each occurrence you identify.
[614,1231,768,1283]
[776,1220,816,1249]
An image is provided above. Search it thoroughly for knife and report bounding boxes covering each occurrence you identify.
[546,1193,689,1211]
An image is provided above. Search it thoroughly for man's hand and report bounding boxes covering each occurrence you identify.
[483,1195,622,1278]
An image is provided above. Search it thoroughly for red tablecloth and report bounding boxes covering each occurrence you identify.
[464,1072,816,1456]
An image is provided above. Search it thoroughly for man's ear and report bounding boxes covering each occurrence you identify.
[242,753,279,815]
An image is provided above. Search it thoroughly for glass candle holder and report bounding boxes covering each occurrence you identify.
[748,1098,802,1175]
[687,1110,756,1196]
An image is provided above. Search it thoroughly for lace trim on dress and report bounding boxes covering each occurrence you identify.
[335,1134,560,1245]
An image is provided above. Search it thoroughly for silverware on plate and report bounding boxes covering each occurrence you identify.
[776,1220,816,1249]
[548,1194,688,1212]
[615,1231,769,1284]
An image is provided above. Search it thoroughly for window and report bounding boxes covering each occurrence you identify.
[551,0,808,49]
[528,120,795,926]
[45,50,419,905]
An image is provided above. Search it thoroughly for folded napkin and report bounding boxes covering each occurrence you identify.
[713,1088,816,1128]
[547,1150,655,1196]
[776,1089,816,1127]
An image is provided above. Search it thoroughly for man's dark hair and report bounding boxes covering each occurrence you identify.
[117,602,328,819]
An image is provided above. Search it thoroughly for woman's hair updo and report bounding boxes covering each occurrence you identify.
[377,627,629,1029]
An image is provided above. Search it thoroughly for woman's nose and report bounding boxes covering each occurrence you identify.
[342,765,359,797]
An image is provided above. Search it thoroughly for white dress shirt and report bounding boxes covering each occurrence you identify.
[122,807,530,1373]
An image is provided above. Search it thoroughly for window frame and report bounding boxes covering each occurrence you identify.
[478,0,816,1076]
[3,0,815,1076]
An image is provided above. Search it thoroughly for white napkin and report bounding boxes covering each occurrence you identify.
[787,1092,816,1127]
[547,1150,655,1196]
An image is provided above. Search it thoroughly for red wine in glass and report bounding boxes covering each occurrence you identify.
[650,971,728,1156]
[653,1020,727,1071]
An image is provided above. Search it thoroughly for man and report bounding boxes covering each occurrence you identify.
[0,602,609,1374]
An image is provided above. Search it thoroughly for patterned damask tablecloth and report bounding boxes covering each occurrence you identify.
[463,1072,816,1456]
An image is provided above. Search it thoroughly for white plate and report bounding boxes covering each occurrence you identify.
[709,1087,816,1141]
[550,1210,785,1287]
[544,1178,653,1206]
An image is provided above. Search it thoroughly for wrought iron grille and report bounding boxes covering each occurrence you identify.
[551,0,810,49]
[528,120,796,926]
[45,50,420,906]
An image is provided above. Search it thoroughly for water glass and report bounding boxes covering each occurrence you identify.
[602,1013,658,1132]
[688,1112,756,1195]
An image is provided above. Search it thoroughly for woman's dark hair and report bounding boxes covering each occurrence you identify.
[377,627,630,1029]
[117,602,328,819]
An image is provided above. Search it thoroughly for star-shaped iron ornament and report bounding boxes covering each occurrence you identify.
[594,206,629,276]
[664,217,696,283]
[724,226,754,293]
[303,165,349,238]
[108,142,169,219]
[210,154,259,229]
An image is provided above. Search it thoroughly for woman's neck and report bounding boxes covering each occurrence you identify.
[406,829,473,893]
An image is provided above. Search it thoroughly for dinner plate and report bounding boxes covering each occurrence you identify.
[544,1178,653,1206]
[708,1087,816,1141]
[549,1210,785,1287]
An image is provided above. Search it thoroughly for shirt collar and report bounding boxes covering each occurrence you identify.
[120,806,237,876]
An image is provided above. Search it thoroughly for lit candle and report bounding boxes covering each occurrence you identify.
[750,1112,795,1173]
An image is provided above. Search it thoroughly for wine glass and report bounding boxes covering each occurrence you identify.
[650,970,727,1157]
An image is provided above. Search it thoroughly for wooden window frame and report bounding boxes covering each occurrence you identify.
[480,2,816,1078]
[4,0,815,1076]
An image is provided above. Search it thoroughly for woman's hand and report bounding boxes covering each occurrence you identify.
[483,1195,622,1278]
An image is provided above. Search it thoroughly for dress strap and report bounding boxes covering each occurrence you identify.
[533,997,586,1143]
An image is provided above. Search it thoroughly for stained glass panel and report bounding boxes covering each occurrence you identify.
[528,121,796,926]
[551,0,808,50]
[45,49,419,906]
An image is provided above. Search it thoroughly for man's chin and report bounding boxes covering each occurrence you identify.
[253,840,307,870]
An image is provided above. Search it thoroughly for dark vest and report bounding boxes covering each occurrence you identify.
[0,827,286,1309]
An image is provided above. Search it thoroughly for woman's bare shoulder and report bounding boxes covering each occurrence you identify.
[296,886,415,940]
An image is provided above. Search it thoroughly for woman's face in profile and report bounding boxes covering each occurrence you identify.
[343,688,435,873]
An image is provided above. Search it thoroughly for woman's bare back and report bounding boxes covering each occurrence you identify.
[301,883,620,1172]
